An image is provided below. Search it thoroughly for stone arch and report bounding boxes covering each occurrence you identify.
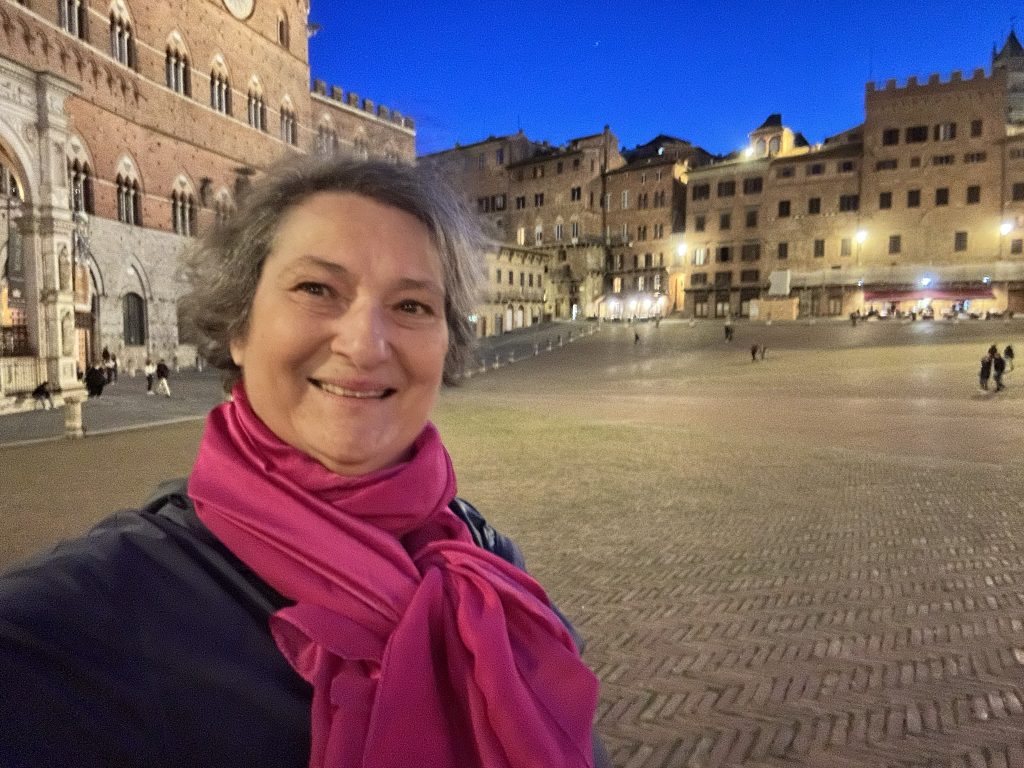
[113,152,143,192]
[0,121,37,206]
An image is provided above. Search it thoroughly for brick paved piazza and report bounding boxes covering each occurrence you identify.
[3,319,1023,767]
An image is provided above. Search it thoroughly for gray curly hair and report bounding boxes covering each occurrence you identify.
[182,154,484,386]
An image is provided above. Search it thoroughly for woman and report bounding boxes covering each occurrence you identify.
[0,157,605,767]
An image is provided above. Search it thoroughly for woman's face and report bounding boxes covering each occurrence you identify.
[230,192,449,476]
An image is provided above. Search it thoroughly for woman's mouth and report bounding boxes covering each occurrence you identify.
[311,379,396,399]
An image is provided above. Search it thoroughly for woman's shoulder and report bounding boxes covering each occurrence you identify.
[448,496,526,569]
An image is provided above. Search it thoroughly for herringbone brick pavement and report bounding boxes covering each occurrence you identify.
[3,320,1023,767]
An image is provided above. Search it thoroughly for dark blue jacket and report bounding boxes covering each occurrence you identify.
[0,479,603,768]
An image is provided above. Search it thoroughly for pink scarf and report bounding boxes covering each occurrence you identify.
[188,385,598,767]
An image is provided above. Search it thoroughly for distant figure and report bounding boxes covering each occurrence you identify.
[759,344,766,361]
[101,346,112,384]
[31,381,55,410]
[84,363,106,398]
[1005,344,1015,371]
[144,358,156,395]
[850,312,858,327]
[654,316,661,328]
[110,354,119,382]
[979,354,993,392]
[988,344,998,358]
[724,316,733,342]
[750,344,759,362]
[155,359,171,397]
[993,351,1007,392]
[633,330,640,345]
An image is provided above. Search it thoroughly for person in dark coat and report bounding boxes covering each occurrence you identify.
[979,354,993,392]
[31,381,55,410]
[155,359,171,397]
[84,363,106,398]
[0,156,609,768]
[1005,344,1015,371]
[993,351,1007,392]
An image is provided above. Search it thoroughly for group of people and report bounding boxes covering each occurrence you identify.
[979,344,1015,392]
[144,357,172,397]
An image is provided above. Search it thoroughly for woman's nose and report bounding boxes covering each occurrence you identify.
[329,300,390,368]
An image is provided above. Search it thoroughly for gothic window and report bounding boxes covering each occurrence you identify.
[58,0,87,39]
[171,190,197,236]
[280,106,297,145]
[116,174,142,225]
[165,48,192,95]
[213,190,233,228]
[247,81,267,130]
[316,120,339,156]
[122,292,146,345]
[277,13,289,47]
[109,12,136,68]
[67,159,95,214]
[209,61,232,114]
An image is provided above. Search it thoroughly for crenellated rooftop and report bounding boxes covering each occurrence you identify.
[310,79,415,130]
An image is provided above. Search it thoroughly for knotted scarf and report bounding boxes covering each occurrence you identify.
[188,384,598,767]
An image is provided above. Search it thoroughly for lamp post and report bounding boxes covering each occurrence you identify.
[855,228,867,266]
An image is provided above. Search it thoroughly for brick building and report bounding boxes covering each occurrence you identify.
[0,0,413,405]
[681,35,1024,320]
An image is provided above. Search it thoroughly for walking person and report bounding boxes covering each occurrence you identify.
[1005,344,1015,371]
[750,343,759,362]
[144,358,156,395]
[155,359,171,397]
[110,354,119,382]
[993,351,1007,392]
[979,353,993,392]
[31,381,55,410]
[724,316,733,342]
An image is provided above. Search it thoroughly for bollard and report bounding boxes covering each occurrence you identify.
[492,355,500,370]
[463,367,472,379]
[479,359,486,374]
[547,339,552,351]
[534,342,539,356]
[557,334,563,347]
[64,397,84,438]
[568,331,573,342]
[508,350,515,364]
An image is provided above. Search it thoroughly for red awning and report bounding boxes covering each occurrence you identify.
[863,288,995,301]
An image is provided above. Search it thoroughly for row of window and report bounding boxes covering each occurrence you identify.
[494,269,543,288]
[610,273,664,293]
[690,270,760,287]
[607,253,666,271]
[691,229,977,267]
[66,161,231,234]
[880,120,983,146]
[59,0,291,49]
[514,221,582,246]
[875,152,987,171]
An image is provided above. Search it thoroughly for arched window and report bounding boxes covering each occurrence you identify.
[280,102,297,145]
[58,0,87,39]
[67,159,95,213]
[170,187,196,236]
[755,138,766,157]
[316,117,338,156]
[116,173,142,225]
[213,188,233,228]
[108,10,135,68]
[209,57,231,115]
[165,36,191,95]
[122,291,146,345]
[768,136,781,155]
[277,12,289,47]
[247,78,266,131]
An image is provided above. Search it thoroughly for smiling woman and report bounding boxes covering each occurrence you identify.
[0,156,608,768]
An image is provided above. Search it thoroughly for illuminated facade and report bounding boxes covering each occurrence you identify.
[679,36,1024,319]
[0,0,413,405]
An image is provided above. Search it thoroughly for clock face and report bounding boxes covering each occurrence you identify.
[223,0,254,20]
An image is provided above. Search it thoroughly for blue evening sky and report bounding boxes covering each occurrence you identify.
[307,1,1024,158]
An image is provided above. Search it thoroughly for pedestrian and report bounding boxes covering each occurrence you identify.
[84,362,106,398]
[101,346,111,383]
[111,354,119,382]
[1005,344,1015,371]
[634,330,640,344]
[993,351,1007,392]
[31,381,55,410]
[988,344,998,358]
[750,343,759,362]
[979,354,993,392]
[144,358,156,395]
[724,316,733,342]
[155,359,171,397]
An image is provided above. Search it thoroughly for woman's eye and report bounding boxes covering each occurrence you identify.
[397,300,433,316]
[295,282,329,297]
